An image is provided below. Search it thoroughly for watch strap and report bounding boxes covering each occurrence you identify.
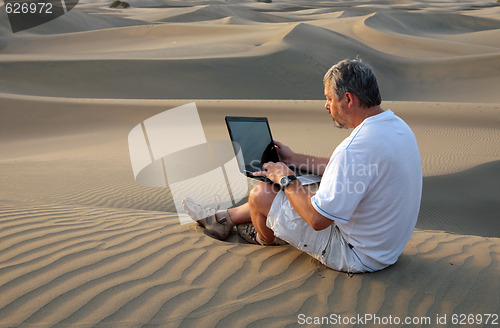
[281,175,298,189]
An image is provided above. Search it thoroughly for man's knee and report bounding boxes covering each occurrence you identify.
[249,182,279,209]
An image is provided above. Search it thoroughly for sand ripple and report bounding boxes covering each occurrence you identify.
[0,203,499,327]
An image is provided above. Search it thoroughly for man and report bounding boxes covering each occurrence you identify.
[183,59,422,273]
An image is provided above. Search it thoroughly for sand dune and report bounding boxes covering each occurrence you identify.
[365,11,500,35]
[1,95,499,326]
[1,0,500,327]
[0,204,498,327]
[1,0,500,101]
[158,4,299,23]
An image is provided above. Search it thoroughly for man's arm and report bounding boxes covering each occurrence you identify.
[274,141,329,176]
[254,162,333,231]
[284,179,333,231]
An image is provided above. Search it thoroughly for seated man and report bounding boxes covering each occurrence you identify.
[183,58,422,273]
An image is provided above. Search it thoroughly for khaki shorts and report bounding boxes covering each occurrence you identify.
[266,190,366,273]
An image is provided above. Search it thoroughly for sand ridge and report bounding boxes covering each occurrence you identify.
[1,0,500,101]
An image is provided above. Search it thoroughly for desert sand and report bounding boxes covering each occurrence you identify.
[1,0,500,327]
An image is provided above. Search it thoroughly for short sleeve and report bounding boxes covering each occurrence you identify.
[311,148,370,222]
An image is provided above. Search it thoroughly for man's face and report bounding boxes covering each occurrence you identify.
[324,84,346,129]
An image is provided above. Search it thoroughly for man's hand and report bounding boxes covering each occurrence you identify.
[274,140,328,176]
[274,140,295,166]
[255,161,333,231]
[253,162,294,184]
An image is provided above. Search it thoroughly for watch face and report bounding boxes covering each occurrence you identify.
[280,176,289,187]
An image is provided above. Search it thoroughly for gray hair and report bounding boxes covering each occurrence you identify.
[323,59,382,108]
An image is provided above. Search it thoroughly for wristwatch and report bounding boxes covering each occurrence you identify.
[280,175,298,190]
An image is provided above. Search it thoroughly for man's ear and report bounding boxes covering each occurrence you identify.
[345,91,357,108]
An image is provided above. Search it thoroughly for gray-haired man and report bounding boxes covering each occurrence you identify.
[183,59,422,273]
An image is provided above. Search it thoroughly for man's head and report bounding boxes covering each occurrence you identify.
[323,59,382,128]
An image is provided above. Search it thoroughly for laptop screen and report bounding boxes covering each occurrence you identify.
[225,116,280,173]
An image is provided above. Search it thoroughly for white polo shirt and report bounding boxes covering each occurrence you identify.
[311,110,422,271]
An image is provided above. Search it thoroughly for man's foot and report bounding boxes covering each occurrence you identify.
[256,234,288,246]
[236,223,258,244]
[237,222,287,246]
[182,197,233,241]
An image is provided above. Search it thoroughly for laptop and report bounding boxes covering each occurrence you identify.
[225,116,321,185]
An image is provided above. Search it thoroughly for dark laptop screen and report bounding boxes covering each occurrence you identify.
[225,117,280,172]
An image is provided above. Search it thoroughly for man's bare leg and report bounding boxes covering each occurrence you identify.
[184,182,279,242]
[248,182,280,244]
[226,203,251,225]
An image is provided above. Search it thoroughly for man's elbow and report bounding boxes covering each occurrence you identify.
[309,215,332,231]
[305,199,333,230]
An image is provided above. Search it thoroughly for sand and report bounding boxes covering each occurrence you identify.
[1,0,500,327]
